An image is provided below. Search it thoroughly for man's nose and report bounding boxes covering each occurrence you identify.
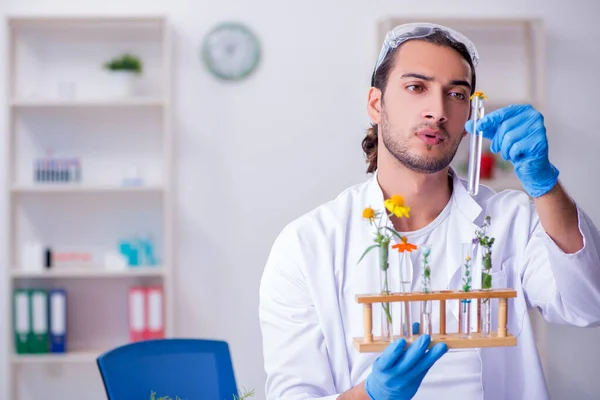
[422,95,448,124]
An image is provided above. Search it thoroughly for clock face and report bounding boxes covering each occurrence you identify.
[202,22,261,81]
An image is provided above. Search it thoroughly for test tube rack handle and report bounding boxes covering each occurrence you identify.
[354,288,517,352]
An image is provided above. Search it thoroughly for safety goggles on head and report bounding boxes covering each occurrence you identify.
[371,22,480,86]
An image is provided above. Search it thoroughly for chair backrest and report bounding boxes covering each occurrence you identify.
[97,338,238,400]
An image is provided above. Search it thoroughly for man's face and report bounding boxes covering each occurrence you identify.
[369,40,473,174]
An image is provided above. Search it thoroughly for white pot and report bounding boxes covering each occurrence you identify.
[101,70,138,99]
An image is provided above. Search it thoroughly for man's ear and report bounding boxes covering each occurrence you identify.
[367,87,382,124]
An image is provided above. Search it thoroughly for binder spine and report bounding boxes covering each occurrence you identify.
[128,287,146,342]
[13,289,31,354]
[30,289,49,353]
[49,289,67,353]
[146,286,164,340]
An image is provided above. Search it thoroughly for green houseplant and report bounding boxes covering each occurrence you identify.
[103,53,143,75]
[101,53,143,98]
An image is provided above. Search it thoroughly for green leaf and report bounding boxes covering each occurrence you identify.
[234,387,256,400]
[357,244,378,264]
[482,272,492,289]
[483,257,492,269]
[378,243,389,271]
[382,302,393,324]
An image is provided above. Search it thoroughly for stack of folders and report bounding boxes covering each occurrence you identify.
[13,289,67,354]
[128,286,165,342]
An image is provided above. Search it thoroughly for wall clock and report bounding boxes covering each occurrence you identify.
[202,22,261,81]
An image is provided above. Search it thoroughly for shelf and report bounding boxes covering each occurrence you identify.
[11,97,166,108]
[11,266,166,279]
[12,349,104,364]
[11,184,165,194]
[8,15,167,27]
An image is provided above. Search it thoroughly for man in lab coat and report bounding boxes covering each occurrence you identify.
[258,22,600,400]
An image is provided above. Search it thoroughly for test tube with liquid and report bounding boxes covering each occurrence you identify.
[467,92,487,196]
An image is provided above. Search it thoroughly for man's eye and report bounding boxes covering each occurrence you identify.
[407,85,424,92]
[450,92,466,100]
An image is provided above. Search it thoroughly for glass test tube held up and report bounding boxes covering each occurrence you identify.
[467,91,487,196]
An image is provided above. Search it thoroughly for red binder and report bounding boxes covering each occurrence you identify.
[145,286,164,340]
[128,287,146,342]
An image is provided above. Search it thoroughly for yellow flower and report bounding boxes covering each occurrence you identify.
[362,207,376,222]
[470,91,488,100]
[384,195,411,218]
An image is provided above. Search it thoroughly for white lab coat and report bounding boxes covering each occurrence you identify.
[259,169,600,400]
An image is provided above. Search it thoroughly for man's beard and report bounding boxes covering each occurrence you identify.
[380,109,462,174]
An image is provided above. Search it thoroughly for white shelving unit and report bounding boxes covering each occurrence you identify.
[376,17,546,193]
[12,349,106,365]
[3,15,174,399]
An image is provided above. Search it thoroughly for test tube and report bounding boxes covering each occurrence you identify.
[467,91,487,196]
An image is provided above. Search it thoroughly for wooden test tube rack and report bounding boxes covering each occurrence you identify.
[353,289,517,352]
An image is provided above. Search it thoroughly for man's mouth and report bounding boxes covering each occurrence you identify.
[417,129,445,145]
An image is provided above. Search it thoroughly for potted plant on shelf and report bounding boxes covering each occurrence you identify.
[102,53,143,98]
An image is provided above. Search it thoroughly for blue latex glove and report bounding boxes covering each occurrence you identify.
[465,104,559,198]
[364,334,448,400]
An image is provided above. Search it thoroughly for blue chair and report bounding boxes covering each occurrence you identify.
[97,338,238,400]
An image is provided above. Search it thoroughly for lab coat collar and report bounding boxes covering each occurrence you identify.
[364,166,483,226]
[448,167,483,223]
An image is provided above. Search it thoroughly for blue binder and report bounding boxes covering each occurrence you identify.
[48,289,67,353]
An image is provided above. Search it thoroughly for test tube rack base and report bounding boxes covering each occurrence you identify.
[353,288,517,352]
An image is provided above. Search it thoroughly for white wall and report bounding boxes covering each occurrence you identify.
[1,0,599,399]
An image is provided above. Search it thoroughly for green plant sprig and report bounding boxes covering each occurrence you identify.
[150,390,182,400]
[233,387,256,400]
[462,255,472,293]
[103,52,143,74]
[474,216,495,294]
[149,386,255,400]
[421,246,431,293]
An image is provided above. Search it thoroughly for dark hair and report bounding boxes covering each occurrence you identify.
[362,29,477,173]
